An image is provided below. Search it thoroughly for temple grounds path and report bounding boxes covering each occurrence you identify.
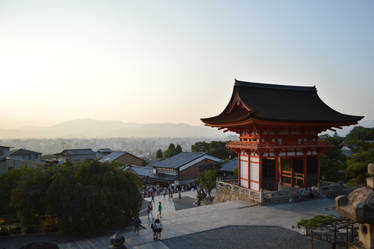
[1,192,337,249]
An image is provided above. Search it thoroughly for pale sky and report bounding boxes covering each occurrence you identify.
[0,0,373,129]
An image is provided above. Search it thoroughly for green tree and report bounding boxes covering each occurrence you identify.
[346,126,374,143]
[191,141,234,160]
[199,169,218,200]
[319,136,347,182]
[156,149,163,159]
[0,161,142,236]
[346,148,374,185]
[164,143,177,158]
[191,142,209,153]
[233,166,238,177]
[175,144,182,154]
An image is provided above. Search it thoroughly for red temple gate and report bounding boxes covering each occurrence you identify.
[201,80,363,191]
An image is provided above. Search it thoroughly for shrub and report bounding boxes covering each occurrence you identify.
[0,226,9,236]
[298,215,336,228]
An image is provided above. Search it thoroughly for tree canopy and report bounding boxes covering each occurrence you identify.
[156,149,163,159]
[199,169,218,199]
[0,161,141,236]
[163,143,182,158]
[191,141,234,160]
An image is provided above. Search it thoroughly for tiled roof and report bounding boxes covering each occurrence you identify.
[62,149,95,156]
[9,148,42,156]
[124,165,153,177]
[153,152,206,169]
[220,158,237,172]
[201,80,364,124]
[99,151,126,163]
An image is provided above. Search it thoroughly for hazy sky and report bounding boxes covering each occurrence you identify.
[1,0,373,129]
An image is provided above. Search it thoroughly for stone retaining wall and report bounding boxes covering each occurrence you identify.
[214,180,356,205]
[214,180,263,204]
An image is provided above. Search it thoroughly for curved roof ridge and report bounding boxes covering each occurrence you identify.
[235,79,316,92]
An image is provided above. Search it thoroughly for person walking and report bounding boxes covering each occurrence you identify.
[151,219,163,240]
[133,214,141,234]
[158,201,162,218]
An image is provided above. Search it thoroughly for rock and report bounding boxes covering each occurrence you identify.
[109,232,127,249]
[335,187,374,224]
[368,163,374,176]
[19,242,59,249]
[368,177,374,189]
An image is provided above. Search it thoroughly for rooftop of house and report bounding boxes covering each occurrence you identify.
[9,148,42,156]
[99,151,127,163]
[124,165,153,177]
[201,80,364,125]
[153,152,219,169]
[97,148,113,153]
[62,149,96,156]
[220,158,238,172]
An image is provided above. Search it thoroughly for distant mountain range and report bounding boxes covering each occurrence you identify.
[0,119,372,139]
[0,119,226,139]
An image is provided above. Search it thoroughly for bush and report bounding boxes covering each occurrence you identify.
[0,226,9,236]
[298,215,336,228]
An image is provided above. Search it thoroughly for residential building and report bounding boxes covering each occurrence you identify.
[150,152,223,185]
[219,157,238,176]
[9,148,42,162]
[99,151,146,166]
[61,149,97,163]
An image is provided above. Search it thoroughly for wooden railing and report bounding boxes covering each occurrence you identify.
[226,140,332,150]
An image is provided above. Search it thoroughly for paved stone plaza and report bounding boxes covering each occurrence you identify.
[0,191,338,249]
[163,225,331,249]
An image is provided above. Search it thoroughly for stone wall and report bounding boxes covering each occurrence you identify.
[214,180,263,204]
[215,179,356,205]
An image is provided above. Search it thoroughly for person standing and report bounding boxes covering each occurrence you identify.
[151,190,155,203]
[158,201,162,218]
[147,202,154,223]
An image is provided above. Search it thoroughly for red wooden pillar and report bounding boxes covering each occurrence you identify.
[247,151,251,190]
[259,154,263,191]
[303,154,307,187]
[317,153,320,185]
[237,151,241,185]
[275,154,279,191]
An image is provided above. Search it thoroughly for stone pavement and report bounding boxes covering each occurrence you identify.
[163,225,331,249]
[54,191,338,249]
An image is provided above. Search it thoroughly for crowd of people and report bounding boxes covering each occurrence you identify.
[135,183,198,240]
[142,183,197,200]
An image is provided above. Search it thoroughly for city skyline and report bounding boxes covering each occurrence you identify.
[1,0,373,129]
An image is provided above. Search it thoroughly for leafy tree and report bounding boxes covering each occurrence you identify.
[346,148,374,185]
[0,161,142,236]
[191,141,234,160]
[175,144,182,154]
[164,143,180,158]
[156,149,163,159]
[191,142,209,153]
[319,136,347,182]
[199,169,218,199]
[346,126,374,143]
[233,166,238,177]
